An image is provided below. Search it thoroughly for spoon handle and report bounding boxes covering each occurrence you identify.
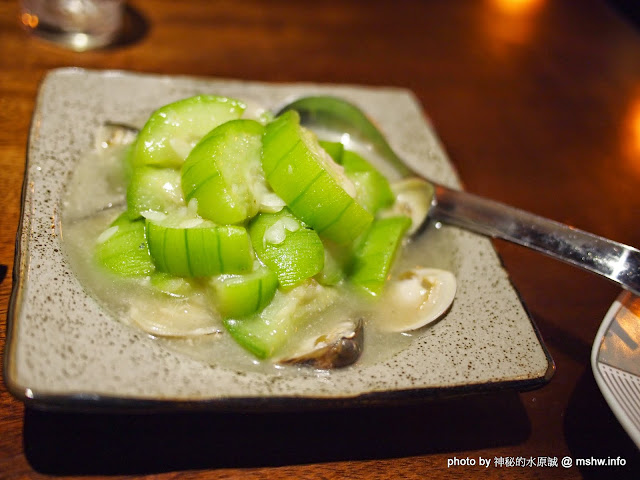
[431,184,640,296]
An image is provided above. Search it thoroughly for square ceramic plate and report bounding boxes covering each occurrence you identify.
[4,68,553,411]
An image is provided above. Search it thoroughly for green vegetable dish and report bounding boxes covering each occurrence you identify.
[63,95,457,371]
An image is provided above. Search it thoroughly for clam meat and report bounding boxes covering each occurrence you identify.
[381,267,456,332]
[279,318,364,369]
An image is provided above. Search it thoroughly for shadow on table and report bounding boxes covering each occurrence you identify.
[564,368,640,479]
[24,391,529,475]
[108,4,150,50]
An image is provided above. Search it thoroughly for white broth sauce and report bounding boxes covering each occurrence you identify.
[61,129,457,375]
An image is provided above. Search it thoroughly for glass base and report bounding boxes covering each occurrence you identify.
[23,23,121,51]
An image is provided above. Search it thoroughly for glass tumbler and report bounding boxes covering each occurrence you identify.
[20,0,125,51]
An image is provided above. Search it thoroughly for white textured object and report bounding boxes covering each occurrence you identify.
[4,68,552,410]
[592,291,640,448]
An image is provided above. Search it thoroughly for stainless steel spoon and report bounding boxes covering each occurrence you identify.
[277,96,640,296]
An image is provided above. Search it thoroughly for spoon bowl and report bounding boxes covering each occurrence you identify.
[278,96,640,296]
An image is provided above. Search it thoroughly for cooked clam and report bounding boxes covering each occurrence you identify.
[95,122,139,149]
[384,178,434,235]
[128,293,222,338]
[279,318,364,369]
[382,267,456,332]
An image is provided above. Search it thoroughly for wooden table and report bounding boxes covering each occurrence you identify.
[1,0,639,478]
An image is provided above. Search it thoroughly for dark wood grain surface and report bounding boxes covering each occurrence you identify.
[2,0,640,478]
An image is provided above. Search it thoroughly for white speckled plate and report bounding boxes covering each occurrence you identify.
[4,68,553,411]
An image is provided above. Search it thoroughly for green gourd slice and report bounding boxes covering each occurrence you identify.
[208,266,278,318]
[149,272,198,298]
[223,281,336,358]
[127,167,184,218]
[318,140,344,162]
[248,209,324,288]
[339,150,395,215]
[146,219,253,277]
[131,95,246,169]
[315,240,350,286]
[261,111,373,244]
[181,119,265,224]
[319,140,395,215]
[318,142,394,215]
[94,212,154,277]
[349,216,411,296]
